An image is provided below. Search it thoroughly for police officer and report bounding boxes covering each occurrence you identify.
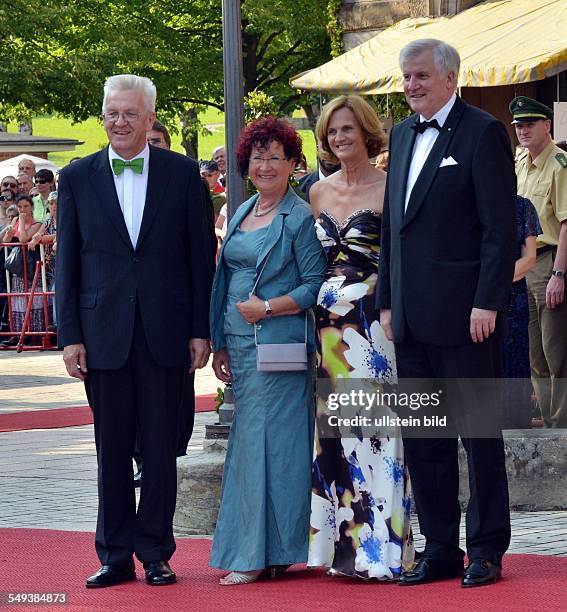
[510,96,567,428]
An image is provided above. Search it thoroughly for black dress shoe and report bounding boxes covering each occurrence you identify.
[86,560,136,588]
[399,557,463,586]
[461,559,501,588]
[143,561,177,586]
[1,336,19,347]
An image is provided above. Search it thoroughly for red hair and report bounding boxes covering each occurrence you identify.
[236,117,303,177]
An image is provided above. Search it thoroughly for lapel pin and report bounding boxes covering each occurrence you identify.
[447,127,452,132]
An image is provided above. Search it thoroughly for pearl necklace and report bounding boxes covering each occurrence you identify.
[253,196,282,217]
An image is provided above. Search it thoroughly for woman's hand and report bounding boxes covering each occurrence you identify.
[28,233,41,250]
[212,348,232,383]
[236,294,266,324]
[19,211,32,224]
[3,225,15,240]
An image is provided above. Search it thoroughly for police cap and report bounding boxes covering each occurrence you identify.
[509,96,553,124]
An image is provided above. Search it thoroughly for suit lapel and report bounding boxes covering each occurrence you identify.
[136,146,169,250]
[402,97,465,229]
[391,121,417,229]
[89,147,133,251]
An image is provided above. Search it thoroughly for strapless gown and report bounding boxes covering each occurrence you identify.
[308,209,414,580]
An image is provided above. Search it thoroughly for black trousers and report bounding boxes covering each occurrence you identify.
[85,310,184,565]
[133,371,195,468]
[396,330,511,566]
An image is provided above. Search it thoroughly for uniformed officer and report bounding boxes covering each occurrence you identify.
[510,96,567,428]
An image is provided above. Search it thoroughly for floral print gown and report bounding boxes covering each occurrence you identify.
[308,209,414,580]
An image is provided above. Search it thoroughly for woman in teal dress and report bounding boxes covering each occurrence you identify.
[209,117,326,585]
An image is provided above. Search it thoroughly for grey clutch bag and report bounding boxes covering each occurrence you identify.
[255,341,308,371]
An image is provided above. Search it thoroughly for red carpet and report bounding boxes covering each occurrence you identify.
[0,394,216,433]
[0,529,565,612]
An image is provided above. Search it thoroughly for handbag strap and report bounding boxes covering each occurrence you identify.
[249,209,308,347]
[249,248,273,297]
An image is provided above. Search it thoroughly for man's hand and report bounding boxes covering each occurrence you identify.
[470,308,497,343]
[63,343,88,381]
[236,294,265,324]
[546,275,565,309]
[189,338,211,373]
[380,309,393,341]
[212,348,231,383]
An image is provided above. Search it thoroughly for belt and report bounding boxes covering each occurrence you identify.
[537,245,556,256]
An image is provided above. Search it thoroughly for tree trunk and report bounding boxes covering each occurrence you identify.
[179,107,198,159]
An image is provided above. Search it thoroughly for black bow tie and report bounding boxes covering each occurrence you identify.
[412,118,441,134]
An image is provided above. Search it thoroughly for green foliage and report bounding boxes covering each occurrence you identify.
[244,90,280,124]
[0,0,332,143]
[0,102,33,125]
[214,387,224,413]
[326,0,343,58]
[372,93,413,124]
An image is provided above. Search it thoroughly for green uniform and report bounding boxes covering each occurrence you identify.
[516,141,567,428]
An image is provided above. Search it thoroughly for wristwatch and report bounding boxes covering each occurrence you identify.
[551,270,565,279]
[264,300,273,318]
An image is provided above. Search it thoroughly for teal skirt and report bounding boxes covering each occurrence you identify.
[210,334,315,571]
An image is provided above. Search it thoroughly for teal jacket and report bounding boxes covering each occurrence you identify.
[210,187,326,352]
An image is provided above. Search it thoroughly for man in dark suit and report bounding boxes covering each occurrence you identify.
[377,39,516,588]
[56,74,214,588]
[298,155,340,203]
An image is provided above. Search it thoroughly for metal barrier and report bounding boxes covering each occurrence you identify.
[0,241,57,352]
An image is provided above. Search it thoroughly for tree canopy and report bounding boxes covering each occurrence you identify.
[0,0,333,144]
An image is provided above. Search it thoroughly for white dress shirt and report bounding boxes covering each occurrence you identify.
[108,144,150,248]
[405,93,457,212]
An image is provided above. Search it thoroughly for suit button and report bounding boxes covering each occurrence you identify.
[129,296,135,302]
[133,257,139,263]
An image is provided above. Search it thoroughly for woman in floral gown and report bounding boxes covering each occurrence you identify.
[308,96,413,580]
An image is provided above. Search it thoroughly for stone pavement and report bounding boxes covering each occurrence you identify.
[0,350,566,556]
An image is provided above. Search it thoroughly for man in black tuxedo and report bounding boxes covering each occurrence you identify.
[377,40,516,588]
[56,74,214,588]
[298,155,340,203]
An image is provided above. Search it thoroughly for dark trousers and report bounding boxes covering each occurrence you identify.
[396,330,511,566]
[133,371,195,468]
[85,310,184,565]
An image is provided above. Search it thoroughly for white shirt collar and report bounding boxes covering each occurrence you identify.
[420,92,457,128]
[108,143,150,164]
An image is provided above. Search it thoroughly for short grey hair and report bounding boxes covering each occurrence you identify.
[399,39,461,79]
[18,158,36,171]
[212,145,225,157]
[102,74,157,113]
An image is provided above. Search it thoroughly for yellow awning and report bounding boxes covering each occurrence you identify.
[290,0,567,94]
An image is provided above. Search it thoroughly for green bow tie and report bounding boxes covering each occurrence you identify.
[112,157,144,175]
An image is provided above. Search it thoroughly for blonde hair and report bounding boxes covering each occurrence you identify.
[316,95,386,164]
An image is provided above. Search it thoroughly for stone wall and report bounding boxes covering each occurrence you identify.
[340,0,484,49]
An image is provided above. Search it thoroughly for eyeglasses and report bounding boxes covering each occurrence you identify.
[1,182,17,189]
[103,111,140,122]
[249,156,289,165]
[35,179,49,185]
[0,195,14,202]
[201,172,216,178]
